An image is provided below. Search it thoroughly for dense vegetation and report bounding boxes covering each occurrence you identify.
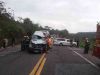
[0,1,44,45]
[0,1,69,47]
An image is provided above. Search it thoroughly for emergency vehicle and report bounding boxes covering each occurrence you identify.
[93,23,100,58]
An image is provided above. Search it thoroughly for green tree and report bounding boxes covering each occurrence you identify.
[22,18,34,36]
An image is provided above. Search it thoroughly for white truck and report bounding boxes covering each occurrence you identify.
[54,38,70,46]
[54,38,77,46]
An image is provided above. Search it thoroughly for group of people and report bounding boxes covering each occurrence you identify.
[46,36,90,54]
[0,37,15,48]
[0,35,90,54]
[71,37,90,54]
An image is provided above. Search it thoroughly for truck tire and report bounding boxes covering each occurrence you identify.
[60,43,63,46]
[21,42,25,51]
[43,44,48,52]
[21,45,24,51]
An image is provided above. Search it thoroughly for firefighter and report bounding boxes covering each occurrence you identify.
[46,35,52,51]
[48,36,53,49]
[84,38,90,54]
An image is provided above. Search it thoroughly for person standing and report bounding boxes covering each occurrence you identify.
[2,39,6,48]
[70,39,73,47]
[11,37,15,47]
[2,38,8,48]
[5,38,8,48]
[84,38,90,54]
[45,35,52,52]
[76,40,79,47]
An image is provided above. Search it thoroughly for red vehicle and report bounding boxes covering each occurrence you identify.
[93,23,100,58]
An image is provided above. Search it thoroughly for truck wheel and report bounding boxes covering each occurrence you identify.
[21,44,25,51]
[44,44,48,52]
[60,43,63,46]
[21,46,24,51]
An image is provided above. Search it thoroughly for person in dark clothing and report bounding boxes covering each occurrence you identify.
[21,36,30,51]
[2,39,6,48]
[84,38,90,54]
[12,37,15,47]
[76,40,79,47]
[70,39,73,47]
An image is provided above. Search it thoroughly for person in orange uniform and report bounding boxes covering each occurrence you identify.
[46,35,53,50]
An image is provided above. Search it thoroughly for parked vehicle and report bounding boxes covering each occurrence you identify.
[73,41,77,47]
[72,41,77,47]
[54,38,70,46]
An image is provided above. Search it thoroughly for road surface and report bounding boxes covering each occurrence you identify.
[0,46,100,75]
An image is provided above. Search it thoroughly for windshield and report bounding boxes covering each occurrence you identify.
[32,35,42,40]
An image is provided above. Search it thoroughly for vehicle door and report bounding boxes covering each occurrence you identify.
[60,39,67,45]
[66,39,71,46]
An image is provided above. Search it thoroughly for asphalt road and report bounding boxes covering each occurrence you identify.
[0,46,100,75]
[0,50,42,75]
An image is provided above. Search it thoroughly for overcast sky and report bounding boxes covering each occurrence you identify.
[2,0,100,33]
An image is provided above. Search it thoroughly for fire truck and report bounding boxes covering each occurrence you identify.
[93,23,100,58]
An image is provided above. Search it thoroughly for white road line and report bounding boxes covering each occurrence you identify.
[73,51,99,69]
[0,50,19,56]
[0,55,5,56]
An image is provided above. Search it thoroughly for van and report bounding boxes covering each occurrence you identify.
[28,30,50,53]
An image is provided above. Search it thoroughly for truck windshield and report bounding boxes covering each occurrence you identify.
[32,35,42,40]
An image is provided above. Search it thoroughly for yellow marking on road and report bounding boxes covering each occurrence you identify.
[29,53,46,75]
[36,58,46,75]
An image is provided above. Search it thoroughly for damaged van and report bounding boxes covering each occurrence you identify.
[28,30,50,53]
